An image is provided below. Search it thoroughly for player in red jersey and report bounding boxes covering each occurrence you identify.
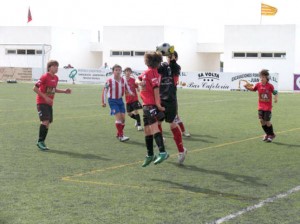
[33,60,72,150]
[244,69,278,142]
[124,67,143,131]
[136,51,168,167]
[102,64,133,142]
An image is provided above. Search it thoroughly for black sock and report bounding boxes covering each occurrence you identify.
[135,114,141,126]
[38,124,48,142]
[262,125,268,134]
[129,114,135,120]
[154,132,165,153]
[145,135,154,156]
[268,125,274,135]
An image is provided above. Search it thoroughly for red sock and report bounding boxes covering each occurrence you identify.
[171,126,184,152]
[158,123,163,134]
[115,123,123,137]
[178,122,185,133]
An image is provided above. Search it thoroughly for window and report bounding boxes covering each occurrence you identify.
[36,50,44,54]
[134,51,145,56]
[261,53,273,58]
[111,51,122,56]
[233,52,245,58]
[111,50,146,56]
[6,49,16,54]
[246,53,258,58]
[274,52,286,58]
[232,52,286,59]
[17,49,26,55]
[122,51,131,56]
[27,49,35,55]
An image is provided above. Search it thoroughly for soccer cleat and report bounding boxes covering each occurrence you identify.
[266,134,276,143]
[262,134,268,141]
[182,131,191,137]
[137,126,143,131]
[178,147,187,165]
[142,155,157,167]
[154,152,169,165]
[36,141,47,151]
[119,136,130,142]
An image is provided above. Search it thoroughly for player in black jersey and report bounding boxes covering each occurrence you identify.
[157,51,187,165]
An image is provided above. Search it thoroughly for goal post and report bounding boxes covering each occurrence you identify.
[0,43,51,82]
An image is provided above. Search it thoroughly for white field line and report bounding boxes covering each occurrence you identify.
[208,185,300,224]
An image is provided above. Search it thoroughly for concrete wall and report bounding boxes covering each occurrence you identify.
[223,25,296,91]
[102,26,164,70]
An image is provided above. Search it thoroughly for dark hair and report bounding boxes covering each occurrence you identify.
[169,51,178,60]
[124,67,132,72]
[47,60,59,71]
[259,69,270,80]
[144,51,162,68]
[112,64,122,71]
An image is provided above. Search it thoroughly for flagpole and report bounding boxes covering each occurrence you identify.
[260,2,262,25]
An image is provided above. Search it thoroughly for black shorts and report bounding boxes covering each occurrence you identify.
[258,110,272,121]
[161,100,178,123]
[126,101,142,113]
[37,104,53,123]
[143,105,165,126]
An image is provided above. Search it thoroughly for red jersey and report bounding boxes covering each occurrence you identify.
[138,68,160,106]
[253,82,274,111]
[125,77,139,104]
[35,73,59,106]
[102,77,132,104]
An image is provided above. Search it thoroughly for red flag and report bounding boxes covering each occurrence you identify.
[27,7,32,23]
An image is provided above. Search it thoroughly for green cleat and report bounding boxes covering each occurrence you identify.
[142,155,157,167]
[36,141,47,151]
[154,152,169,165]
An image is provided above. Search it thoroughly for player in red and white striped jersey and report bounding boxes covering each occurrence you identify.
[102,64,133,142]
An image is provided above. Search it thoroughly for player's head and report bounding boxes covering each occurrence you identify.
[259,69,270,83]
[47,60,59,73]
[144,51,162,69]
[112,64,122,76]
[124,67,132,77]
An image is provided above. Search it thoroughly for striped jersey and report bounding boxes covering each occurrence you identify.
[102,77,132,104]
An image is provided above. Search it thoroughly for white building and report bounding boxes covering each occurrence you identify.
[223,24,299,91]
[0,25,299,91]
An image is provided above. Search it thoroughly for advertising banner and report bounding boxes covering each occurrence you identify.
[294,74,300,91]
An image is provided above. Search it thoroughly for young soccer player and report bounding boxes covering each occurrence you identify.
[136,51,168,167]
[157,50,187,164]
[124,67,143,131]
[33,60,72,150]
[244,69,278,142]
[102,64,133,142]
[168,51,191,137]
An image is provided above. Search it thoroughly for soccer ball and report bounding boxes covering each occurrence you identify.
[156,43,175,56]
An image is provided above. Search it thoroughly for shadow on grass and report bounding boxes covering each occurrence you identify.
[46,149,111,161]
[272,142,300,148]
[151,178,259,201]
[170,163,267,187]
[125,140,145,147]
[162,132,216,143]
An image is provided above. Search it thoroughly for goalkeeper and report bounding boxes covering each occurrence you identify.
[244,69,278,142]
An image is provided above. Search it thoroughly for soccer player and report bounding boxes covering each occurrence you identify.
[157,50,187,164]
[169,51,191,137]
[136,51,168,167]
[102,64,132,142]
[123,67,143,131]
[244,69,278,142]
[33,60,72,150]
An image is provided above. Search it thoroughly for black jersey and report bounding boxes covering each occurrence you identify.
[158,62,176,102]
